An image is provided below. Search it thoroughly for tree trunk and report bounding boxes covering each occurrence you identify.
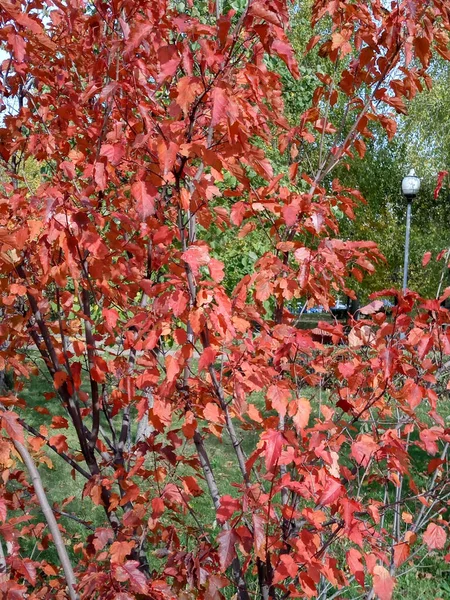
[12,439,78,600]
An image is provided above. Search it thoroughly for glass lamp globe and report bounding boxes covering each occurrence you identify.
[401,168,421,199]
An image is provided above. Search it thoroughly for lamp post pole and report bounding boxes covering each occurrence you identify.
[402,199,412,293]
[401,169,421,293]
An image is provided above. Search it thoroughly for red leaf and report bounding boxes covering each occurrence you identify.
[2,412,24,444]
[318,478,342,507]
[48,434,68,453]
[414,36,431,68]
[93,528,114,551]
[94,161,106,191]
[181,245,210,275]
[209,258,225,282]
[100,143,125,166]
[169,290,189,317]
[0,497,6,522]
[113,560,147,593]
[53,370,68,389]
[291,397,311,433]
[110,540,135,565]
[351,434,378,467]
[157,45,181,82]
[11,557,36,585]
[359,300,384,315]
[216,495,241,524]
[203,402,223,424]
[393,542,410,568]
[271,39,299,79]
[217,529,238,571]
[103,308,119,329]
[253,514,265,561]
[422,251,432,267]
[423,522,447,550]
[347,548,364,586]
[267,384,290,417]
[198,347,216,372]
[50,416,69,429]
[176,76,202,115]
[261,429,284,472]
[273,554,298,584]
[165,355,180,383]
[131,180,157,219]
[372,565,395,600]
[60,161,75,179]
[211,87,228,126]
[8,32,25,62]
[231,202,246,226]
[434,170,448,200]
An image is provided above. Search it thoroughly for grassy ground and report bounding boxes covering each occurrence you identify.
[12,364,450,599]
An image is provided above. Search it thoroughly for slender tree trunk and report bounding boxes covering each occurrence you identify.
[12,439,78,600]
[0,537,7,584]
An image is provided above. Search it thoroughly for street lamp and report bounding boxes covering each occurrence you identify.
[401,168,421,292]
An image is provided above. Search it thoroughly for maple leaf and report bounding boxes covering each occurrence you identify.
[100,143,125,166]
[113,560,147,593]
[131,180,157,219]
[48,434,68,453]
[0,497,6,522]
[422,251,432,267]
[423,523,447,550]
[11,557,37,585]
[110,540,136,565]
[393,542,410,568]
[60,161,75,179]
[209,258,225,282]
[1,411,24,444]
[261,429,284,472]
[198,347,217,372]
[317,478,342,507]
[291,397,311,432]
[372,565,395,600]
[271,39,300,79]
[166,355,180,383]
[216,495,241,524]
[93,528,114,552]
[176,76,202,115]
[414,36,431,68]
[267,384,290,417]
[217,529,238,571]
[50,416,69,429]
[203,402,223,424]
[359,300,384,315]
[181,245,210,276]
[94,161,106,191]
[157,45,181,82]
[211,87,228,126]
[434,170,448,200]
[351,434,378,467]
[252,514,266,561]
[273,554,298,584]
[347,548,365,586]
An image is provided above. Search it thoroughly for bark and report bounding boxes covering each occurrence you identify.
[0,537,7,584]
[12,438,78,600]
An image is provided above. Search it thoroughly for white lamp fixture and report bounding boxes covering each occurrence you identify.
[401,168,421,199]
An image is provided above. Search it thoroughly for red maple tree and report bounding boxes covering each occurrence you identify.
[1,1,450,599]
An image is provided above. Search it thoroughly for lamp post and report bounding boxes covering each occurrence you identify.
[401,168,421,292]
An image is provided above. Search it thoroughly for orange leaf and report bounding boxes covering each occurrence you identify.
[423,523,447,550]
[110,540,135,565]
[372,565,395,600]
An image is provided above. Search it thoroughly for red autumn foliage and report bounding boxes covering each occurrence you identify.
[1,1,450,599]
